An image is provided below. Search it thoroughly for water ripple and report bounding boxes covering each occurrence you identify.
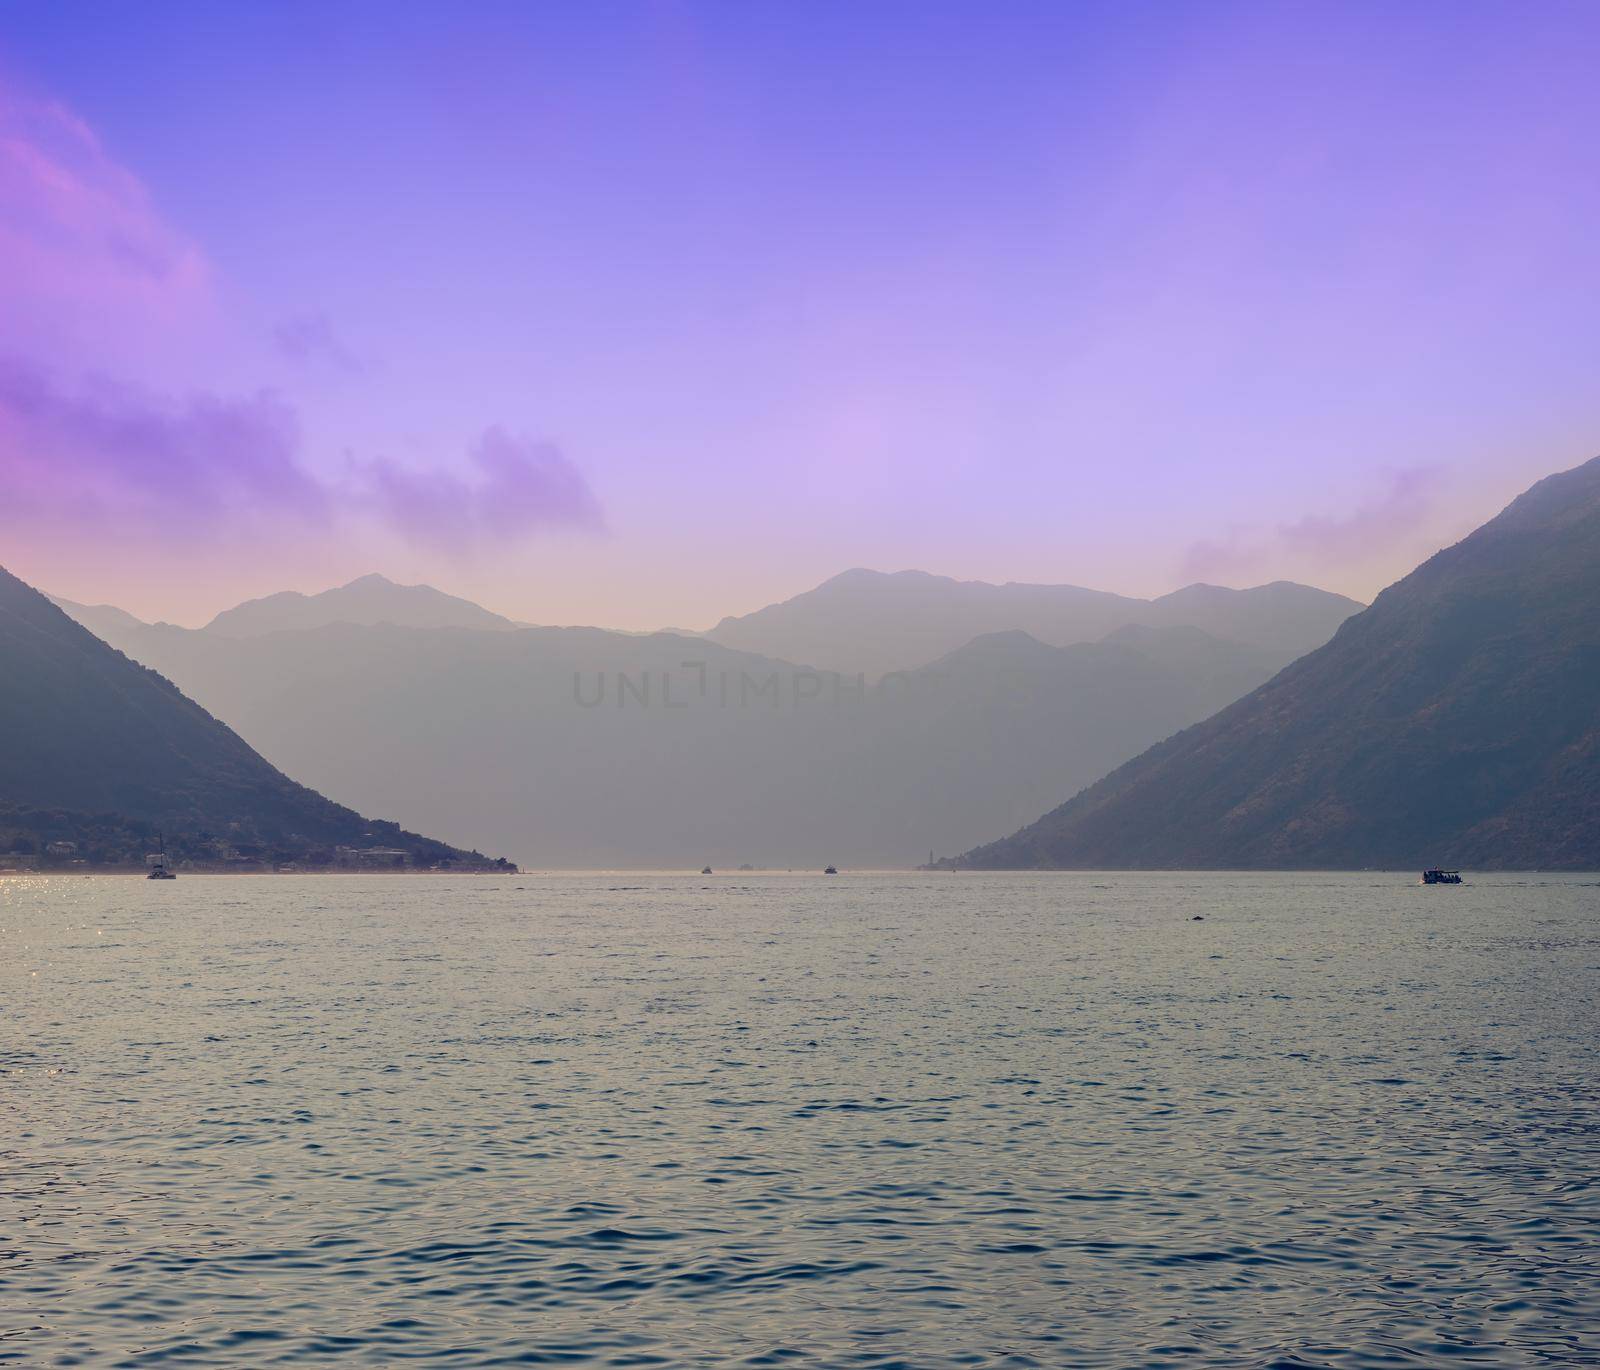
[2,870,1597,1367]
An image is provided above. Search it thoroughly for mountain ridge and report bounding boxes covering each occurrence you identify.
[951,455,1600,871]
[706,570,1362,678]
[50,613,1300,868]
[203,573,519,637]
[1,565,514,871]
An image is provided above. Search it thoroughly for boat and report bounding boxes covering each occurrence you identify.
[146,834,177,880]
[1421,868,1461,885]
[823,865,838,875]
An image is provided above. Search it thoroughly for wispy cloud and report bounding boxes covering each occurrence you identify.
[355,426,606,554]
[0,82,209,322]
[0,359,323,535]
[0,79,601,571]
[1275,467,1438,563]
[1182,466,1442,583]
[0,360,602,554]
[273,313,364,374]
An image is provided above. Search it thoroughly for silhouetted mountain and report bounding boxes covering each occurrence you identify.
[0,566,512,871]
[955,457,1600,871]
[705,568,1361,678]
[203,573,517,636]
[58,611,1289,869]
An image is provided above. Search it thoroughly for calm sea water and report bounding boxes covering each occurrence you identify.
[3,872,1597,1368]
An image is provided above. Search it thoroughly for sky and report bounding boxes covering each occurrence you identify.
[2,0,1598,629]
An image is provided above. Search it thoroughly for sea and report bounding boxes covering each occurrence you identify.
[4,871,1597,1368]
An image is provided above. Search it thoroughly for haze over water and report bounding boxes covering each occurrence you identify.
[5,872,1598,1367]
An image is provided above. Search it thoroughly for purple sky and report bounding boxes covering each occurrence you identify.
[2,1,1598,627]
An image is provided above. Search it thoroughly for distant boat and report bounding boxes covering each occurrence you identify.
[701,866,713,875]
[1421,868,1462,885]
[146,834,177,880]
[823,865,838,875]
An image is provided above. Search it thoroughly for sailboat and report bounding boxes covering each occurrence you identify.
[146,834,177,880]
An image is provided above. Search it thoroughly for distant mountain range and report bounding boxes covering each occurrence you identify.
[705,569,1362,679]
[51,570,1356,867]
[44,596,150,644]
[51,573,523,639]
[205,572,523,636]
[954,456,1600,871]
[1,566,514,872]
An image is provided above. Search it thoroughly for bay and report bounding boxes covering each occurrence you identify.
[4,872,1597,1367]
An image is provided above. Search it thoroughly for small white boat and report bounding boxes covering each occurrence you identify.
[146,834,177,880]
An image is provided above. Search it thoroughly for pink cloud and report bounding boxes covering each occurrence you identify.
[0,79,601,573]
[1182,466,1442,583]
[0,359,602,559]
[356,426,606,555]
[0,359,329,558]
[0,83,209,327]
[274,313,365,374]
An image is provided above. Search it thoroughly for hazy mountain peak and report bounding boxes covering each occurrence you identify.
[47,595,151,641]
[1157,581,1228,598]
[203,575,517,637]
[814,568,954,592]
[1153,579,1361,606]
[932,628,1057,664]
[709,568,1360,678]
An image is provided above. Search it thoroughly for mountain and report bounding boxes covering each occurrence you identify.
[203,573,517,636]
[1141,581,1367,657]
[954,456,1600,871]
[54,610,1289,869]
[0,565,513,871]
[704,569,1362,678]
[47,595,151,642]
